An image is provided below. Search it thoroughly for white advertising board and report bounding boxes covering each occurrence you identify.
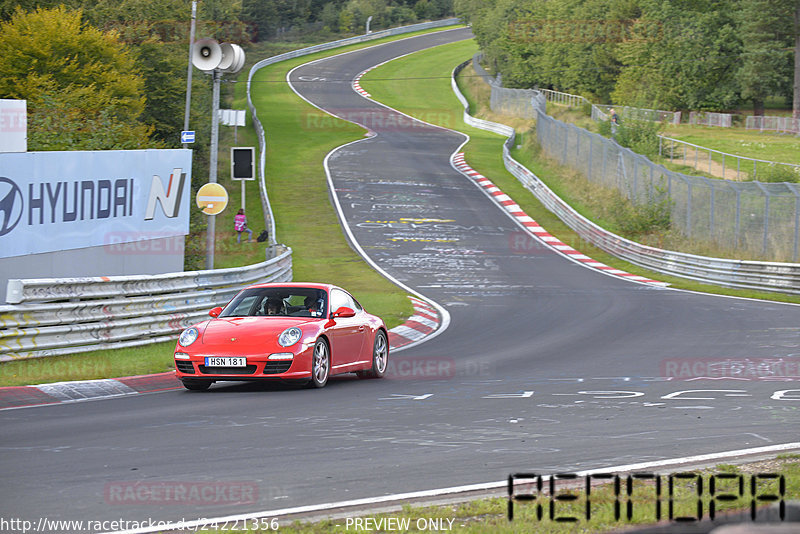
[0,99,27,153]
[0,149,192,259]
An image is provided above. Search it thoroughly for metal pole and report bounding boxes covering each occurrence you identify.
[182,1,197,149]
[206,69,221,270]
[763,191,770,256]
[791,184,800,261]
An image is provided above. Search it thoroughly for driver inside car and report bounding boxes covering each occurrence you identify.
[263,298,284,315]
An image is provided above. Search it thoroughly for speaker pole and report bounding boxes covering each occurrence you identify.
[206,68,221,270]
[182,1,196,149]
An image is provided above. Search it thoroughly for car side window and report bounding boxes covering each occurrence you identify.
[346,292,363,311]
[329,289,348,314]
[331,289,361,313]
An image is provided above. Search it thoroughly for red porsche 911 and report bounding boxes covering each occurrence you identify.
[174,283,389,390]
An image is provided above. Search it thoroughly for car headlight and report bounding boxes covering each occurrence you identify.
[179,327,199,347]
[278,327,302,347]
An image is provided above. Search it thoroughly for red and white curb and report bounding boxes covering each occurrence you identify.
[0,372,181,410]
[388,296,440,349]
[452,153,668,287]
[0,297,442,410]
[352,67,373,98]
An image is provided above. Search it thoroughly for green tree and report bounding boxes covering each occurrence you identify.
[0,6,154,149]
[613,0,741,111]
[736,0,794,115]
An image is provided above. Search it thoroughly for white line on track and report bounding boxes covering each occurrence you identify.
[284,35,472,351]
[102,442,800,533]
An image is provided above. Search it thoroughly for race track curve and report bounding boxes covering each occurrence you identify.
[1,27,799,530]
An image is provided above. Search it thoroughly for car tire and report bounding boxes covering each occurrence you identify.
[310,338,330,388]
[181,379,212,391]
[359,330,388,379]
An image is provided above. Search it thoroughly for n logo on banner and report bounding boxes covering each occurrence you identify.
[145,168,186,220]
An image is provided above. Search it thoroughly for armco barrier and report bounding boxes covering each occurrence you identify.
[453,60,800,295]
[247,18,461,242]
[0,247,292,361]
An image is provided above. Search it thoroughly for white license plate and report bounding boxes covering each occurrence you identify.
[204,357,246,367]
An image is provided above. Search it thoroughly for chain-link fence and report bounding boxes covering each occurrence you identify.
[470,56,800,262]
[689,111,733,127]
[471,56,545,118]
[746,115,800,134]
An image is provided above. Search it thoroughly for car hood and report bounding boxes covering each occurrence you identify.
[200,316,319,346]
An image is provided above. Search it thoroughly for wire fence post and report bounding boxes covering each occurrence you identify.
[686,180,693,238]
[791,184,800,262]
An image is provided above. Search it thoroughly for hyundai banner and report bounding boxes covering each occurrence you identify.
[0,149,192,259]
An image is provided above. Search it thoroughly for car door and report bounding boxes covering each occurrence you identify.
[328,289,366,369]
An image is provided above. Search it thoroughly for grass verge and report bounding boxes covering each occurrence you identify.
[234,457,800,533]
[662,124,800,167]
[0,26,472,387]
[359,40,800,305]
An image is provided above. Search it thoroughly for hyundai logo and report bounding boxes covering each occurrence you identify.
[0,177,23,237]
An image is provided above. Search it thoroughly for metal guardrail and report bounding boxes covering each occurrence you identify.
[593,103,681,125]
[0,247,293,361]
[537,88,587,109]
[453,60,800,295]
[246,18,461,244]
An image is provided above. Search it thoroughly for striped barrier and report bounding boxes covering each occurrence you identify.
[0,247,292,361]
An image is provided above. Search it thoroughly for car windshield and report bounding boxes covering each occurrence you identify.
[220,287,327,318]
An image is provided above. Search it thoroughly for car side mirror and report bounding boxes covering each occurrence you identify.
[209,306,223,318]
[331,306,355,318]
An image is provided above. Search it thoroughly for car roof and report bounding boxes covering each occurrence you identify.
[245,282,337,292]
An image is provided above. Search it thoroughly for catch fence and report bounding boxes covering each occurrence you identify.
[746,115,800,134]
[470,56,800,263]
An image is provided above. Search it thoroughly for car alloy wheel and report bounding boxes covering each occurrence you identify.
[360,330,388,379]
[311,338,329,388]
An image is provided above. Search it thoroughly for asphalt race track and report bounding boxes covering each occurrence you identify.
[1,28,799,530]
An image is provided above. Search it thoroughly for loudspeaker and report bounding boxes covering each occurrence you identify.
[220,43,245,74]
[192,38,222,71]
[217,42,235,71]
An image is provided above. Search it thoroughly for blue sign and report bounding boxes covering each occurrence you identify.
[181,130,195,143]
